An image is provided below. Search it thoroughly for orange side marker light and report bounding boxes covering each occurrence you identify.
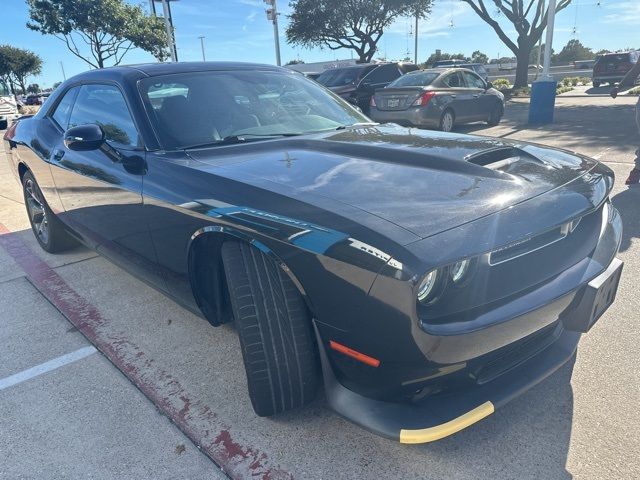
[329,340,381,368]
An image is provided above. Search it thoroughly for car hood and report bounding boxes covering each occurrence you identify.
[187,125,599,243]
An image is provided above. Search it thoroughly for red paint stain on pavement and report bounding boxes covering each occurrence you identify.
[0,224,293,480]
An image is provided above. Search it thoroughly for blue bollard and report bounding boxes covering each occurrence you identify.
[528,79,558,124]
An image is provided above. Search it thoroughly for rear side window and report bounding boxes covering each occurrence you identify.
[443,72,465,88]
[68,84,140,148]
[364,65,401,85]
[51,87,79,130]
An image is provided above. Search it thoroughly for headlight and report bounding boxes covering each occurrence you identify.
[417,270,439,304]
[451,259,470,283]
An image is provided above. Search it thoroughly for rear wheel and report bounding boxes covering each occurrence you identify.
[593,81,601,88]
[22,171,77,253]
[487,105,503,126]
[439,109,455,132]
[221,240,320,416]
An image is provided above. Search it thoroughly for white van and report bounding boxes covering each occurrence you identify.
[0,95,20,129]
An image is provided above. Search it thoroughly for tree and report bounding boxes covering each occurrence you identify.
[52,81,62,89]
[471,50,489,64]
[11,49,42,94]
[529,43,553,64]
[423,51,466,67]
[0,45,42,95]
[0,46,16,94]
[287,0,433,64]
[461,0,573,88]
[27,83,40,93]
[26,0,169,69]
[553,39,593,64]
[285,59,305,65]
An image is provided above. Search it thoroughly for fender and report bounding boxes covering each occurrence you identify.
[188,225,313,326]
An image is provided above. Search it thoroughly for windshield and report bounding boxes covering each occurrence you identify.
[139,70,369,149]
[389,71,439,87]
[316,66,371,87]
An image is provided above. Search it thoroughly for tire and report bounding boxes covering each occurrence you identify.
[22,171,77,253]
[439,109,455,132]
[487,105,503,126]
[593,81,601,88]
[221,240,320,417]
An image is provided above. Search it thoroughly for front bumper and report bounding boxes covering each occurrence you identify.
[318,254,622,443]
[317,321,580,443]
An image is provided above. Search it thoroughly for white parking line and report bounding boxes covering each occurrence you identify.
[0,346,97,391]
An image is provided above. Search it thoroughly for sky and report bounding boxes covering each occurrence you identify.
[2,0,639,88]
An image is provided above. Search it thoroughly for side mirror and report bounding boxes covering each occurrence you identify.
[64,124,104,151]
[486,82,494,90]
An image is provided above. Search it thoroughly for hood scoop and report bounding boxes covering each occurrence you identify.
[464,146,544,171]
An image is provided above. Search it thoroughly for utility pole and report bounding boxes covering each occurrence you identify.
[60,61,66,81]
[199,36,206,61]
[264,0,281,66]
[160,0,178,62]
[414,13,419,64]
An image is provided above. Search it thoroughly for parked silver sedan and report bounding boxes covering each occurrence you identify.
[369,68,505,132]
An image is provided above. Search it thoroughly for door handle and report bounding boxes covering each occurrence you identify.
[52,149,65,162]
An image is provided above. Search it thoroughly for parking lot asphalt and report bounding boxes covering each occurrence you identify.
[1,95,639,480]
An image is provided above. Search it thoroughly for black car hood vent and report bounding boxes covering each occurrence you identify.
[465,146,543,170]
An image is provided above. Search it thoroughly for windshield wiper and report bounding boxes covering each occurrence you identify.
[183,133,302,150]
[334,122,379,130]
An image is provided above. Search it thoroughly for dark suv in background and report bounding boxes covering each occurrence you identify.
[316,62,418,113]
[593,51,640,87]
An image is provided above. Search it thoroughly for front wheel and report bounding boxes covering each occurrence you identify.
[487,105,503,126]
[439,109,455,132]
[22,171,77,253]
[221,240,320,417]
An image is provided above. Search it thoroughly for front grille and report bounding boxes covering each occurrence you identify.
[472,322,561,384]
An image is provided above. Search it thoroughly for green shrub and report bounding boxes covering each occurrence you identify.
[570,77,579,86]
[492,78,511,90]
[561,77,572,87]
[579,77,591,86]
[556,85,574,95]
[628,87,640,96]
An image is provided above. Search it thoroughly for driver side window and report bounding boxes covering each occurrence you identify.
[463,71,486,89]
[68,84,140,149]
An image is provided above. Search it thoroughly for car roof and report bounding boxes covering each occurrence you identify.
[66,61,288,84]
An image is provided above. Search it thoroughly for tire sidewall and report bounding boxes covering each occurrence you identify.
[440,109,454,132]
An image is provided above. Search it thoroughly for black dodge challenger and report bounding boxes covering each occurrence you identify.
[3,62,623,443]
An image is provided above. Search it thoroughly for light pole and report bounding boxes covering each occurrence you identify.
[159,0,178,62]
[414,13,419,64]
[60,61,66,81]
[264,0,281,66]
[541,0,557,80]
[198,36,206,61]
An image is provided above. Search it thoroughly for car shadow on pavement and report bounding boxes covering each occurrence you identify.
[612,187,640,253]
